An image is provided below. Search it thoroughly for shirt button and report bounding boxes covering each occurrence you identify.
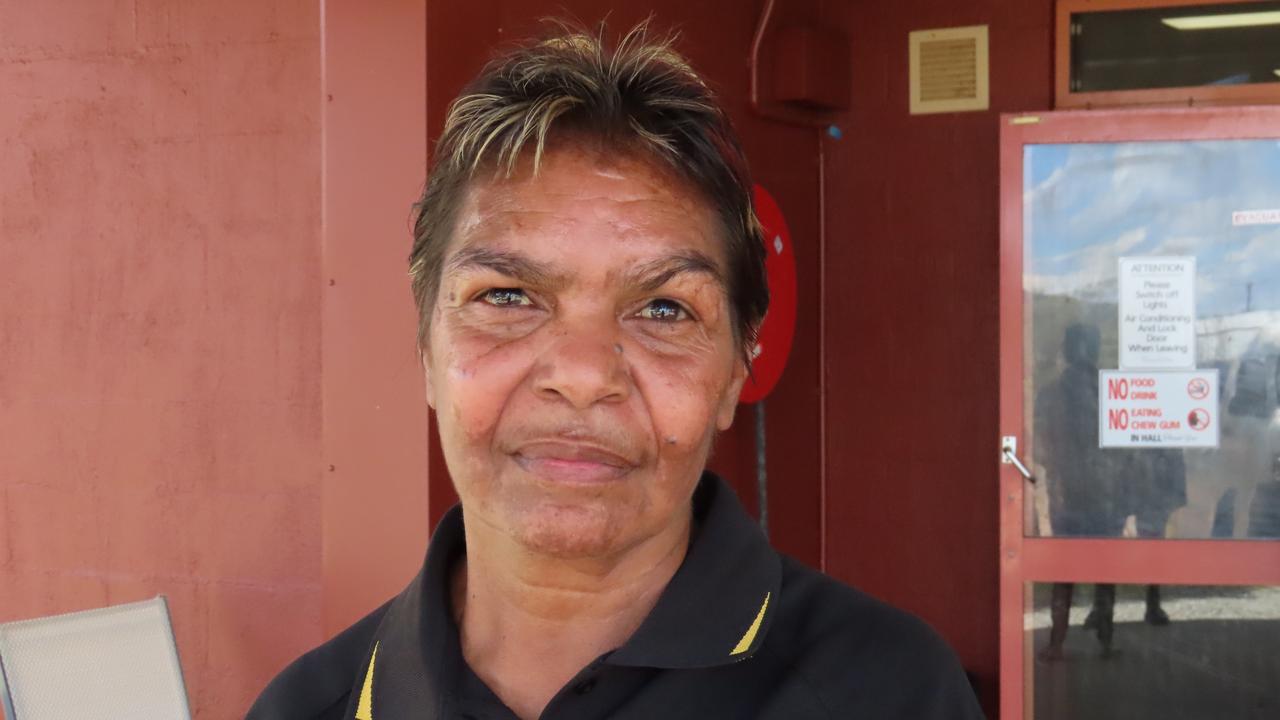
[572,677,597,695]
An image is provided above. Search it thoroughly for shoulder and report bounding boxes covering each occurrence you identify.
[762,556,984,719]
[245,600,392,720]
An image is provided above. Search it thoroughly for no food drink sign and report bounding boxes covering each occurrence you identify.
[1098,370,1219,448]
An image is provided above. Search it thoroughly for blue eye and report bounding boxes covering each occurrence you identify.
[638,299,688,322]
[481,288,532,307]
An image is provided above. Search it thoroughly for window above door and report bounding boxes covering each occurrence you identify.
[1056,0,1280,108]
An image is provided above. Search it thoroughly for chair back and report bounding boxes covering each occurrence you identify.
[0,596,191,720]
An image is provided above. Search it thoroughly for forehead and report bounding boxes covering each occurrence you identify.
[447,147,725,269]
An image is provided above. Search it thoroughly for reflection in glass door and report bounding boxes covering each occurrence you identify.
[1024,139,1280,541]
[999,107,1280,720]
[1028,583,1280,719]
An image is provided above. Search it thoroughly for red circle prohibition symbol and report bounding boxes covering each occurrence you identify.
[1187,378,1210,400]
[1187,408,1211,431]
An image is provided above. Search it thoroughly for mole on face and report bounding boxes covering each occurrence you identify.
[614,343,624,354]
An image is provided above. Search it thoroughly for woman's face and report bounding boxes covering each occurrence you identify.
[423,147,747,559]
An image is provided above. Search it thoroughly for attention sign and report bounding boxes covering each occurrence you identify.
[1098,370,1219,448]
[1118,257,1196,370]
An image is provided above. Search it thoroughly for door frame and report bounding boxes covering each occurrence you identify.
[997,105,1280,719]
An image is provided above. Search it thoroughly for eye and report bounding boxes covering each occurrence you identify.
[479,288,533,307]
[637,298,689,322]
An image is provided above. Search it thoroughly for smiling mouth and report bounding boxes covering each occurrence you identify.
[512,440,636,484]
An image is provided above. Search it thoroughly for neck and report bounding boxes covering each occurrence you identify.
[453,512,691,720]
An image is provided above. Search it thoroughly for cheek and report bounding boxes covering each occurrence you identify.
[634,354,730,454]
[432,327,532,443]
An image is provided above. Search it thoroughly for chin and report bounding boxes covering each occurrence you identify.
[507,499,632,559]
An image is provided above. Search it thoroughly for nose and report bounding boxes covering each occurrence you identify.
[532,318,631,409]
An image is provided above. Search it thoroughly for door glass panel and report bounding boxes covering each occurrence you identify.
[1023,140,1280,539]
[1026,582,1280,719]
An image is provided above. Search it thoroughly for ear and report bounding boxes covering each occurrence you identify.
[421,346,437,409]
[715,356,749,431]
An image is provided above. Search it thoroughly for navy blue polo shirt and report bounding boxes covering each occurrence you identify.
[247,473,984,719]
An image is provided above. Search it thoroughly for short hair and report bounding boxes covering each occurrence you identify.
[407,20,768,361]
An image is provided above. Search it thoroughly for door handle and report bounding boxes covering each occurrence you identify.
[1000,436,1036,484]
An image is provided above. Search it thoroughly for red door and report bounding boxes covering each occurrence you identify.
[999,107,1280,719]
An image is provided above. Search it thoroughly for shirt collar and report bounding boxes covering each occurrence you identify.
[358,471,782,715]
[606,473,781,669]
[358,502,463,718]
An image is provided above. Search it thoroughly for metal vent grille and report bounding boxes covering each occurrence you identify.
[910,25,989,114]
[919,38,978,102]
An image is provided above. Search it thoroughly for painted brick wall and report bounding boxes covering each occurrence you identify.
[0,1,323,715]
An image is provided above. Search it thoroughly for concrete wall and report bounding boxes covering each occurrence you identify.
[0,1,323,715]
[319,0,430,636]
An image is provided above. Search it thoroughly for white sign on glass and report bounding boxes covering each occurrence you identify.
[1098,369,1219,448]
[1118,257,1196,370]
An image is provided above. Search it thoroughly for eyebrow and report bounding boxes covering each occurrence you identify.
[444,246,724,292]
[444,247,566,289]
[626,251,725,292]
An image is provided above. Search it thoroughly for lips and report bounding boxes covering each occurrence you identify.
[512,439,637,484]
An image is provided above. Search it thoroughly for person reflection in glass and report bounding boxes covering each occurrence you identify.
[1035,323,1125,659]
[1125,447,1185,624]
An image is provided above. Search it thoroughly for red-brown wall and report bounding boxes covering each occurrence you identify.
[0,1,323,716]
[319,0,431,639]
[820,0,1053,711]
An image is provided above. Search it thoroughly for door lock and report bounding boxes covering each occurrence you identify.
[1000,436,1036,484]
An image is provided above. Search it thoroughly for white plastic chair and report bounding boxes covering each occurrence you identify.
[0,596,191,720]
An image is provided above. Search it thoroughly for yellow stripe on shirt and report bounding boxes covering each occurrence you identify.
[730,592,770,655]
[355,642,378,720]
